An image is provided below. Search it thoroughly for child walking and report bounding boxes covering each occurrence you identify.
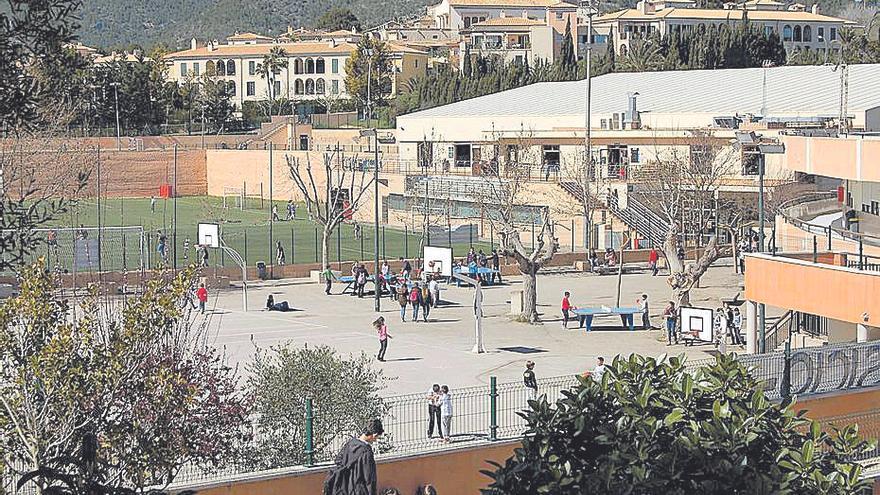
[375,317,392,362]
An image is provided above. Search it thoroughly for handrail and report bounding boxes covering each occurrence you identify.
[761,309,793,354]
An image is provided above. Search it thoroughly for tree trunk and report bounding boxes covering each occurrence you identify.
[321,226,332,271]
[519,263,539,323]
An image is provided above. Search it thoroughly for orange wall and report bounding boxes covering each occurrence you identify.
[191,441,518,495]
[744,253,880,326]
[783,136,880,182]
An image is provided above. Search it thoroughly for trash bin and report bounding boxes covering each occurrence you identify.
[257,261,267,280]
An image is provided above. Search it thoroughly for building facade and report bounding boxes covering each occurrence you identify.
[595,0,855,56]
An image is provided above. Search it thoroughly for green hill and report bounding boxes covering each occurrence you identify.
[76,0,433,49]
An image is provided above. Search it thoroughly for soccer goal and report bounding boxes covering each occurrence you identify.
[222,186,244,210]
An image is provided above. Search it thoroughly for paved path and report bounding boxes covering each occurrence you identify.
[202,262,750,396]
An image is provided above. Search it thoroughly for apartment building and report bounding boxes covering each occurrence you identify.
[164,38,427,108]
[595,0,855,56]
[427,0,579,32]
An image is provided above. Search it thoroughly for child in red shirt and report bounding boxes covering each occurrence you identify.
[561,291,575,329]
[196,283,208,314]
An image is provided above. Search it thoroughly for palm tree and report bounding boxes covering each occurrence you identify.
[256,46,289,117]
[619,40,662,73]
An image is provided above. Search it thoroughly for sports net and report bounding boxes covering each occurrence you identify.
[222,186,264,210]
[7,226,146,275]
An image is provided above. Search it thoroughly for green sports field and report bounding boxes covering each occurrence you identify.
[37,196,491,272]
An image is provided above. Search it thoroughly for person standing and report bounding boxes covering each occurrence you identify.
[276,241,285,266]
[322,266,336,295]
[439,385,453,443]
[420,284,432,322]
[271,204,280,222]
[648,247,659,276]
[196,283,208,314]
[396,283,409,322]
[323,418,383,495]
[523,361,538,400]
[426,384,442,439]
[590,356,607,382]
[402,258,412,280]
[428,276,440,307]
[491,249,501,283]
[638,294,651,330]
[156,230,167,263]
[663,301,678,345]
[356,265,368,299]
[150,196,157,213]
[183,237,191,262]
[561,291,574,329]
[375,317,391,362]
[409,283,422,322]
[200,245,209,267]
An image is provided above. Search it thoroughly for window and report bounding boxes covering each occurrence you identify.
[783,25,792,41]
[818,27,825,41]
[316,58,325,73]
[216,60,226,76]
[227,60,236,75]
[414,59,419,68]
[432,34,438,39]
[305,79,315,94]
[305,58,315,74]
[192,62,200,76]
[294,58,303,74]
[273,80,281,96]
[206,60,215,75]
[542,145,561,167]
[764,26,773,36]
[793,25,802,42]
[331,79,339,94]
[331,58,339,73]
[803,25,812,42]
[180,62,188,76]
[248,61,256,75]
[600,118,608,129]
[246,81,255,96]
[630,148,640,163]
[316,78,325,94]
[830,27,837,41]
[228,80,236,96]
[294,79,304,95]
[479,16,485,22]
[872,201,879,215]
[464,17,471,28]
[556,12,563,19]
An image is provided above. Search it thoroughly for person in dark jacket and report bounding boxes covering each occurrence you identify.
[323,418,384,495]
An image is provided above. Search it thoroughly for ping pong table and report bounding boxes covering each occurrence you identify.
[452,266,500,285]
[571,306,641,332]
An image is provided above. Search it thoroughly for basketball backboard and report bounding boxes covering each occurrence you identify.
[197,223,220,248]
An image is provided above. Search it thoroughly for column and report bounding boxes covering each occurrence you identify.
[857,323,868,343]
[745,300,758,354]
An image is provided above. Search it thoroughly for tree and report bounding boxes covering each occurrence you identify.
[286,150,376,272]
[558,18,576,75]
[0,0,82,129]
[0,265,251,493]
[344,36,393,118]
[256,46,289,118]
[199,74,234,133]
[618,39,663,72]
[634,131,738,306]
[246,344,386,469]
[316,7,362,32]
[483,354,873,494]
[480,133,559,323]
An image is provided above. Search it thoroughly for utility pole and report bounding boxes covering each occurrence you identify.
[581,0,597,252]
[110,82,121,151]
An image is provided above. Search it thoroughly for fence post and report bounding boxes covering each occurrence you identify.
[291,227,295,265]
[531,220,536,250]
[336,225,341,266]
[382,226,386,260]
[360,228,365,260]
[571,219,575,252]
[405,226,409,258]
[305,398,315,466]
[827,225,832,251]
[812,235,817,264]
[780,339,792,400]
[489,376,498,441]
[490,224,494,252]
[469,224,473,247]
[859,238,864,270]
[314,227,319,263]
[244,229,248,265]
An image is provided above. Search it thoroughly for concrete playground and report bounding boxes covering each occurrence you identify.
[200,262,748,396]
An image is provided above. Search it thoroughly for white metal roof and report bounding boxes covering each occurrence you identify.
[400,64,880,121]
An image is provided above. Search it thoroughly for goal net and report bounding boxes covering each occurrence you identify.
[14,226,146,275]
[222,186,244,210]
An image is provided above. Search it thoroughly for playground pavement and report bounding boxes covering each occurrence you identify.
[202,262,750,396]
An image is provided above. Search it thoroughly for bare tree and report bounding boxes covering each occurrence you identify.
[481,133,559,323]
[635,131,738,306]
[0,112,90,272]
[287,150,375,271]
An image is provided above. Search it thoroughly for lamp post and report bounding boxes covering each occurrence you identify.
[580,0,598,251]
[360,128,381,313]
[109,81,121,151]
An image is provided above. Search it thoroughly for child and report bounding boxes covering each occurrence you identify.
[409,283,423,322]
[374,317,391,362]
[196,283,208,314]
[397,284,409,322]
[561,291,574,329]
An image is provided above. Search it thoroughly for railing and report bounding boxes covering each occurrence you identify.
[605,194,668,247]
[763,310,794,354]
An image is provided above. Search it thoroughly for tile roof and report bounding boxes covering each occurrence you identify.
[596,6,854,23]
[165,42,357,59]
[226,32,274,41]
[449,0,567,6]
[471,16,546,26]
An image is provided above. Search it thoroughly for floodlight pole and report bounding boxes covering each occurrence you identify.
[373,131,380,313]
[582,0,596,251]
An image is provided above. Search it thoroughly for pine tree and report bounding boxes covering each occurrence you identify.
[559,18,576,72]
[462,45,473,77]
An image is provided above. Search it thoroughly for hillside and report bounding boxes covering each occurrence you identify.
[76,0,433,49]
